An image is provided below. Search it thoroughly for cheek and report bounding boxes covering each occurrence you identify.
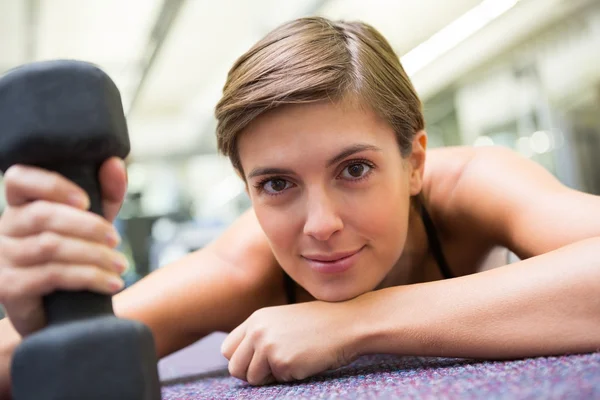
[254,205,299,255]
[346,174,410,251]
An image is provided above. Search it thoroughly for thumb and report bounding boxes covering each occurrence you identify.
[98,157,128,223]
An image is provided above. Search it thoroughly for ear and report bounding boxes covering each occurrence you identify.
[408,130,427,196]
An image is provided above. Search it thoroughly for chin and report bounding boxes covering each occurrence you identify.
[309,283,372,303]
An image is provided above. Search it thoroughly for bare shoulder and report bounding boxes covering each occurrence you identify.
[208,208,278,277]
[422,146,477,218]
[423,145,585,257]
[205,208,285,302]
[423,145,554,215]
[420,146,532,275]
[427,144,558,184]
[422,145,532,238]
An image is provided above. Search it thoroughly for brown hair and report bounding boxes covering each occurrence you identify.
[215,16,424,175]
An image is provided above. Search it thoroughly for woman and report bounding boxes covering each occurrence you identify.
[1,17,599,392]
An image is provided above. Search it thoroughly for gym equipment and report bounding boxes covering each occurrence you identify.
[0,60,161,400]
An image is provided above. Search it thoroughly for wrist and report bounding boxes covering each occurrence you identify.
[0,318,22,398]
[348,286,431,358]
[0,336,16,399]
[0,354,11,399]
[344,289,399,357]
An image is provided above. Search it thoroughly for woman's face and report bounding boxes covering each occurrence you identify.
[238,101,425,302]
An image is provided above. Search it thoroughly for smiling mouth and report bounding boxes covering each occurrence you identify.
[302,246,364,263]
[301,246,365,274]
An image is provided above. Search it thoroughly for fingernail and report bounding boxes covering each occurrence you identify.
[114,254,129,274]
[68,193,89,209]
[108,276,125,292]
[106,230,122,247]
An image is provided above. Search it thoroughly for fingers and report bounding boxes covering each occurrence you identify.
[0,201,121,246]
[227,335,255,382]
[0,262,124,306]
[260,374,276,386]
[221,321,247,360]
[0,234,128,274]
[3,157,128,224]
[3,164,90,209]
[223,322,276,386]
[0,159,127,339]
[98,157,127,223]
[246,351,274,386]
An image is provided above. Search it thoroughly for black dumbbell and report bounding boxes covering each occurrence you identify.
[0,60,161,400]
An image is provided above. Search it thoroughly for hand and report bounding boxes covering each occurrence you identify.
[0,157,128,337]
[221,300,361,386]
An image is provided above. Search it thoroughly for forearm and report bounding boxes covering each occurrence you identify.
[114,241,283,358]
[0,318,21,399]
[114,250,248,358]
[354,238,600,359]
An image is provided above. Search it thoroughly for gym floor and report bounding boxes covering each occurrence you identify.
[158,333,600,399]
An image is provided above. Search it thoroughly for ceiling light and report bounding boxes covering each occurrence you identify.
[401,0,520,75]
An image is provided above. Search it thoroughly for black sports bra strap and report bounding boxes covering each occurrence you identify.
[283,270,297,304]
[420,203,455,279]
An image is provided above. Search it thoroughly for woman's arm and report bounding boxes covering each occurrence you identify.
[114,251,272,357]
[353,237,600,359]
[355,146,600,358]
[113,209,284,357]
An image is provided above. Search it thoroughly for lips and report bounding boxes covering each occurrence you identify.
[303,249,361,263]
[302,246,364,274]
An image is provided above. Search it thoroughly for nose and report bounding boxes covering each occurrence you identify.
[303,189,343,241]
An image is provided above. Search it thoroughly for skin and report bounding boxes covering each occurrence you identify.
[1,100,600,395]
[223,101,600,383]
[238,101,425,303]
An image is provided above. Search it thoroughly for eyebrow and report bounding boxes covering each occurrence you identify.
[326,143,382,167]
[247,143,382,180]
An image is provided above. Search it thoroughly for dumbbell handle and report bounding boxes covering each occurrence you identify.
[40,163,115,325]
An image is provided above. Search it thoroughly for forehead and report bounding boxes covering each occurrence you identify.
[237,101,397,169]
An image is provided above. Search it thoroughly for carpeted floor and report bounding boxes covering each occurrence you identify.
[158,334,600,399]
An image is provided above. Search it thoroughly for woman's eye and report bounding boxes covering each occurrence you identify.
[341,163,371,179]
[263,178,291,194]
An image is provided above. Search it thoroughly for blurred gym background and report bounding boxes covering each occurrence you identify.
[0,0,599,298]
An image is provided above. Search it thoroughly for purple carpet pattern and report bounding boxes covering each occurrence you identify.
[160,351,600,399]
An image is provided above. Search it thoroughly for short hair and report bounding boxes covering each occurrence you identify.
[215,17,424,175]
